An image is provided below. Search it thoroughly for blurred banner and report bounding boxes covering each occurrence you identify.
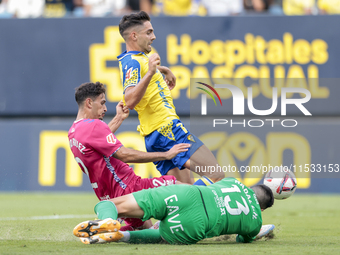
[0,16,340,116]
[0,16,339,193]
[0,117,339,192]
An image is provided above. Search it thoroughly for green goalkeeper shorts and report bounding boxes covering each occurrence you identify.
[132,184,209,244]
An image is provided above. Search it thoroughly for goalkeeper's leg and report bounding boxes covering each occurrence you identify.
[79,228,163,244]
[73,196,144,238]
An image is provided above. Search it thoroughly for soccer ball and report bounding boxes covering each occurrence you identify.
[263,167,297,200]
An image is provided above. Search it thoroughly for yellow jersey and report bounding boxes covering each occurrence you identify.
[318,0,340,14]
[282,0,315,15]
[117,51,179,136]
[162,0,192,16]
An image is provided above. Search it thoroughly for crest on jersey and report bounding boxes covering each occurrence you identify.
[106,133,116,144]
[187,134,196,143]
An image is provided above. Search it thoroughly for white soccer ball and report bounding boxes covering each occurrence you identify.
[263,167,297,200]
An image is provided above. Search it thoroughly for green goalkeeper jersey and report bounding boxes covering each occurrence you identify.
[133,177,262,244]
[198,178,262,242]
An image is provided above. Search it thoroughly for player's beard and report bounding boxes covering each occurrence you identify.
[145,43,152,54]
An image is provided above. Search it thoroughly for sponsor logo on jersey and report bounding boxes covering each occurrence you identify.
[156,81,172,109]
[123,68,139,90]
[125,67,133,80]
[164,194,185,234]
[106,133,117,144]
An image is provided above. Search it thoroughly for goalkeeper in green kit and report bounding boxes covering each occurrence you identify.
[73,178,275,245]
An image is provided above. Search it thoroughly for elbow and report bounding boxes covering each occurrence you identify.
[120,157,129,163]
[118,152,131,163]
[114,149,131,163]
[124,99,135,110]
[127,104,135,110]
[118,156,130,164]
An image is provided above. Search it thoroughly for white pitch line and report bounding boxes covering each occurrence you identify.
[0,214,96,221]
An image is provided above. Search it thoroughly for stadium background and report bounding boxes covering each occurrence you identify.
[0,14,340,193]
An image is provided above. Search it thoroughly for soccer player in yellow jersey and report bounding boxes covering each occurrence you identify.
[117,11,224,185]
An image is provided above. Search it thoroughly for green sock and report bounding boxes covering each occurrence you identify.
[94,201,118,220]
[128,229,162,244]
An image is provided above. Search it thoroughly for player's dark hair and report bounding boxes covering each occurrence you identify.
[119,11,151,39]
[75,82,106,106]
[252,184,274,210]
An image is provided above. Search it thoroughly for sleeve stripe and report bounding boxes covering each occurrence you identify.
[123,84,137,93]
[110,145,123,157]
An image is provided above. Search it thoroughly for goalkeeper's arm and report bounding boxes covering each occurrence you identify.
[236,234,256,243]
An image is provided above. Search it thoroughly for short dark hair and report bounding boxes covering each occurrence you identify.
[119,11,151,39]
[252,184,274,210]
[75,82,106,106]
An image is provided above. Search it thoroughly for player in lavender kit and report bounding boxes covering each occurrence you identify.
[68,81,190,234]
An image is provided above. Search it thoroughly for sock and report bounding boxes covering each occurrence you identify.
[94,201,118,220]
[119,231,131,242]
[126,229,162,244]
[194,176,214,186]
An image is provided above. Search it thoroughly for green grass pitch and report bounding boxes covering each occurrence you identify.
[1,192,340,255]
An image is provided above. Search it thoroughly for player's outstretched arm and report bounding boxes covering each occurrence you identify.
[108,101,129,133]
[236,234,256,243]
[113,143,190,163]
[236,225,275,243]
[124,53,160,110]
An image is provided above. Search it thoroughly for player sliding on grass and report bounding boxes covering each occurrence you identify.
[73,177,275,244]
[68,82,190,232]
[117,11,224,185]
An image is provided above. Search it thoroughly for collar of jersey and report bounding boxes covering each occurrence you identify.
[117,50,147,59]
[74,118,84,123]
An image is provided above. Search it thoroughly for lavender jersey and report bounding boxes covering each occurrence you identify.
[68,119,138,200]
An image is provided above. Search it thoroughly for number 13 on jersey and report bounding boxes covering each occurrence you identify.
[221,184,250,216]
